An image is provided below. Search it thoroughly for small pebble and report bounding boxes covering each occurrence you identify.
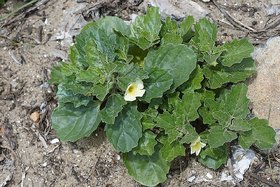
[30,111,40,123]
[206,172,213,179]
[187,175,196,182]
[50,138,60,144]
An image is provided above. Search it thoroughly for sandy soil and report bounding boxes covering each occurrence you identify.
[0,0,280,186]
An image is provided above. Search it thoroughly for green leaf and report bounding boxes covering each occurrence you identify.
[198,91,218,125]
[211,84,250,127]
[223,57,256,83]
[198,145,228,170]
[203,67,229,89]
[179,66,204,91]
[160,138,185,162]
[161,33,182,45]
[179,124,198,144]
[51,101,101,142]
[156,112,198,144]
[203,58,256,89]
[142,108,158,130]
[221,39,254,67]
[207,126,237,148]
[193,18,217,53]
[100,94,126,124]
[123,147,170,187]
[134,131,158,156]
[56,84,91,108]
[220,83,249,119]
[129,7,162,50]
[91,82,113,101]
[161,16,178,36]
[74,16,130,64]
[239,118,276,150]
[49,63,75,84]
[105,104,142,152]
[228,119,251,132]
[156,112,181,143]
[179,16,194,37]
[178,91,202,122]
[142,69,173,102]
[238,131,255,149]
[117,64,149,91]
[144,43,197,91]
[203,45,226,66]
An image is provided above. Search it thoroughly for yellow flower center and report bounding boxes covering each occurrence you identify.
[127,83,137,94]
[192,142,201,151]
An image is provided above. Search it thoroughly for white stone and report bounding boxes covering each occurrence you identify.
[50,138,60,144]
[230,146,256,181]
[187,175,196,182]
[146,0,209,20]
[206,172,213,179]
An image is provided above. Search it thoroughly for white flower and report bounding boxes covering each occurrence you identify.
[124,79,145,101]
[190,136,206,156]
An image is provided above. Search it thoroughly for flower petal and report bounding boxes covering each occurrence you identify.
[135,79,144,89]
[135,89,145,97]
[124,94,136,101]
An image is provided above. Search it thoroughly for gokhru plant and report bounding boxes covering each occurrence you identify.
[49,7,276,186]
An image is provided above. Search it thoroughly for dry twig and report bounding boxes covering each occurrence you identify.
[212,0,257,32]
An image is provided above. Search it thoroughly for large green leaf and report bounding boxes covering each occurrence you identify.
[142,68,173,102]
[203,58,256,89]
[178,91,202,122]
[179,16,195,37]
[239,118,276,150]
[207,126,237,148]
[156,112,181,143]
[56,84,91,108]
[133,131,158,156]
[105,104,142,152]
[160,137,185,162]
[100,94,126,124]
[221,39,254,67]
[200,84,250,128]
[156,111,198,144]
[179,66,204,91]
[193,18,217,53]
[123,147,170,187]
[198,145,228,170]
[129,7,162,50]
[144,43,197,91]
[142,108,158,130]
[228,119,251,132]
[72,16,130,64]
[213,83,249,127]
[51,101,101,142]
[49,63,76,84]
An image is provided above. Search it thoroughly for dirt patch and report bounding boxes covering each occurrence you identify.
[0,0,280,186]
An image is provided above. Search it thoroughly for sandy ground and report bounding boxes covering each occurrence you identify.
[0,0,280,186]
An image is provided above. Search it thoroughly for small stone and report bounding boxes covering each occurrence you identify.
[206,173,213,179]
[30,112,40,123]
[187,175,196,182]
[201,0,210,2]
[50,138,60,144]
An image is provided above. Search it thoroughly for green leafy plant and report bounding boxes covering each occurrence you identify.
[49,7,276,186]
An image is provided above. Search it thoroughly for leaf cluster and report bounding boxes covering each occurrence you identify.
[50,7,276,186]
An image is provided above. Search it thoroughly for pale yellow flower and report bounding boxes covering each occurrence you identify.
[124,79,145,101]
[190,136,206,156]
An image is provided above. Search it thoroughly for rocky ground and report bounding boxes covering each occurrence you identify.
[0,0,280,186]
